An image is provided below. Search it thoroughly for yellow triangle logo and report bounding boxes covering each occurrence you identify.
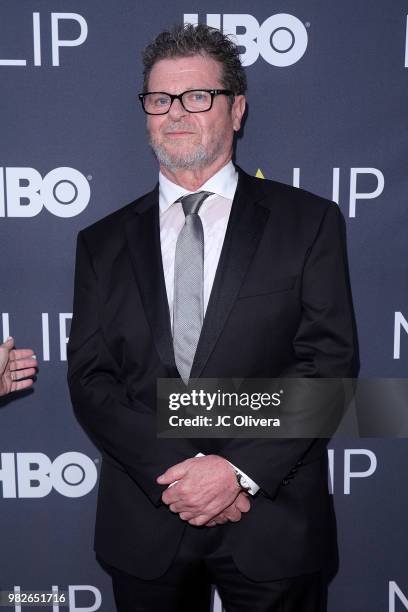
[255,169,265,179]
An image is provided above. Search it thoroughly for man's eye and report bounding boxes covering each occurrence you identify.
[186,92,207,103]
[148,95,170,107]
[193,93,208,102]
[156,97,169,106]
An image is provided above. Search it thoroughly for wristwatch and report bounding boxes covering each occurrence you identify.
[232,468,252,493]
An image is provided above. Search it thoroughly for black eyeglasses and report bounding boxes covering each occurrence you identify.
[138,89,234,115]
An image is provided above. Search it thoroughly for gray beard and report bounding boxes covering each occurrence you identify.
[149,136,223,172]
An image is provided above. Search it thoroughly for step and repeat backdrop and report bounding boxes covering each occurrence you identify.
[0,2,407,611]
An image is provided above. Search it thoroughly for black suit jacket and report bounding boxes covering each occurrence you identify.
[67,167,359,581]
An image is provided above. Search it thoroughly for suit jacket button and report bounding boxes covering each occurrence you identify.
[296,460,303,467]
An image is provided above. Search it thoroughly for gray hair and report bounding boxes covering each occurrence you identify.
[142,24,247,96]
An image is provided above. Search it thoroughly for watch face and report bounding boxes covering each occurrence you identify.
[239,475,250,490]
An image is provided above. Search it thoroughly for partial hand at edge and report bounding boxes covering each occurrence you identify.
[0,337,38,397]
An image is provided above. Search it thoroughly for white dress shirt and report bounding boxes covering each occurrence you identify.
[159,161,259,496]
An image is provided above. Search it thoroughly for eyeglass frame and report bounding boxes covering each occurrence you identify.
[138,89,234,115]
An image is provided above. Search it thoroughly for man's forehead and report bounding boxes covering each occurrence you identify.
[163,67,207,75]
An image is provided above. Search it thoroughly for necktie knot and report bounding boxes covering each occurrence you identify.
[178,191,213,217]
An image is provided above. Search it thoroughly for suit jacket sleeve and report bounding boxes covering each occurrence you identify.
[219,202,359,499]
[67,231,197,507]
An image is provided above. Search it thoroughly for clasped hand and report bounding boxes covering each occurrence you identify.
[157,455,251,527]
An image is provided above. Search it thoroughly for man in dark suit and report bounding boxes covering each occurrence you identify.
[67,24,358,612]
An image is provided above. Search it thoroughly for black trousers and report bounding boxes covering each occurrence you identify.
[100,524,326,612]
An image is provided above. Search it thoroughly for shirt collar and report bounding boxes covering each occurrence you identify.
[159,161,238,214]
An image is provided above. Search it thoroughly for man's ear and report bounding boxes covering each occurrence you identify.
[232,95,246,132]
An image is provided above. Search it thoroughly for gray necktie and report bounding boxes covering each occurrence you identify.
[173,191,213,384]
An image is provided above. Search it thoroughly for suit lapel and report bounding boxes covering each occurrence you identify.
[124,186,177,374]
[190,168,271,378]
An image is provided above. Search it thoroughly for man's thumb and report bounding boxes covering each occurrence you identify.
[157,463,187,484]
[2,337,14,349]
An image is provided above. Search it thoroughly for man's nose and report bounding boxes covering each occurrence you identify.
[167,97,187,120]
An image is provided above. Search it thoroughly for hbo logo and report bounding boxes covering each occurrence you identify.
[0,167,91,218]
[0,452,98,498]
[184,13,308,66]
